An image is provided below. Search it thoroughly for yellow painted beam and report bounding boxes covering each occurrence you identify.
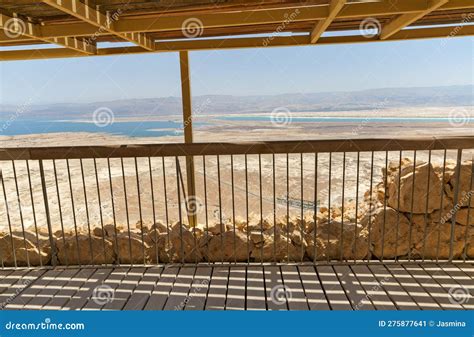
[380,0,450,40]
[1,25,473,62]
[0,13,96,54]
[42,0,155,50]
[310,0,346,43]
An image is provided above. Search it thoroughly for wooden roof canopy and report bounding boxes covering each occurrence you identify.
[0,0,473,61]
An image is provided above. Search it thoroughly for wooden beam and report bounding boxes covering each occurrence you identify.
[310,0,346,43]
[0,13,96,54]
[380,0,450,40]
[42,0,155,51]
[2,25,473,62]
[179,51,197,228]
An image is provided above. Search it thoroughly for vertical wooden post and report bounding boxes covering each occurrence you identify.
[179,51,197,228]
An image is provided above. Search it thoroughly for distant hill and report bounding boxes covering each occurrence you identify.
[1,85,472,120]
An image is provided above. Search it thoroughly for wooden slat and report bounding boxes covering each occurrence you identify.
[62,268,112,309]
[83,267,129,310]
[280,265,309,310]
[225,266,246,310]
[205,266,228,310]
[123,267,163,310]
[246,266,267,310]
[298,265,330,310]
[45,268,95,310]
[317,265,352,310]
[102,267,145,310]
[185,266,212,310]
[39,268,83,310]
[334,265,375,310]
[144,266,179,310]
[264,266,287,310]
[367,265,419,310]
[163,267,196,310]
[0,269,44,309]
[350,265,397,310]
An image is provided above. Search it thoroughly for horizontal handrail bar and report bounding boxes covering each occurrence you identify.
[1,136,474,160]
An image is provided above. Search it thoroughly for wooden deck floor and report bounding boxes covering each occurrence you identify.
[0,263,472,310]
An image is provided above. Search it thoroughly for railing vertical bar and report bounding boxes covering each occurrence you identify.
[462,157,474,261]
[395,151,402,261]
[286,153,290,264]
[367,151,374,262]
[272,153,276,263]
[327,152,332,263]
[381,151,388,262]
[421,150,432,261]
[300,153,304,262]
[203,155,209,263]
[217,155,223,263]
[175,156,184,263]
[39,160,57,267]
[0,168,16,268]
[26,160,42,267]
[436,150,447,262]
[231,155,236,264]
[259,154,263,263]
[52,160,67,266]
[162,157,170,245]
[120,158,133,266]
[93,158,107,265]
[107,158,120,265]
[313,152,318,264]
[80,159,94,265]
[66,159,80,266]
[134,157,146,265]
[407,151,417,261]
[339,152,346,262]
[12,160,30,267]
[245,154,250,263]
[354,152,360,264]
[449,149,463,261]
[148,157,159,264]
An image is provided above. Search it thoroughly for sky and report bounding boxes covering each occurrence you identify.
[0,36,472,105]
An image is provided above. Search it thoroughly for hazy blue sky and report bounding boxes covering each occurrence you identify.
[0,36,472,105]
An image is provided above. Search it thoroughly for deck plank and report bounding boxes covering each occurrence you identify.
[298,265,330,310]
[317,265,352,310]
[123,267,162,310]
[280,265,309,310]
[334,265,375,310]
[245,266,267,310]
[264,266,287,310]
[225,266,246,310]
[164,267,196,310]
[63,268,112,310]
[184,266,212,310]
[205,266,228,310]
[1,269,45,309]
[144,266,179,310]
[102,267,146,310]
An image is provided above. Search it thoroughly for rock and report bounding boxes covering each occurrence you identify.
[387,162,443,214]
[455,208,474,226]
[253,231,305,262]
[446,161,474,207]
[203,230,250,262]
[465,230,474,258]
[361,207,412,258]
[0,233,51,266]
[151,222,168,234]
[145,229,171,263]
[169,224,202,262]
[114,233,147,264]
[306,221,368,261]
[56,234,114,265]
[412,223,467,259]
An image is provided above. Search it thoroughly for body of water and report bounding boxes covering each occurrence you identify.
[218,116,467,123]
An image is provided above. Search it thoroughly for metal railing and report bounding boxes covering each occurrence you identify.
[0,136,473,268]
